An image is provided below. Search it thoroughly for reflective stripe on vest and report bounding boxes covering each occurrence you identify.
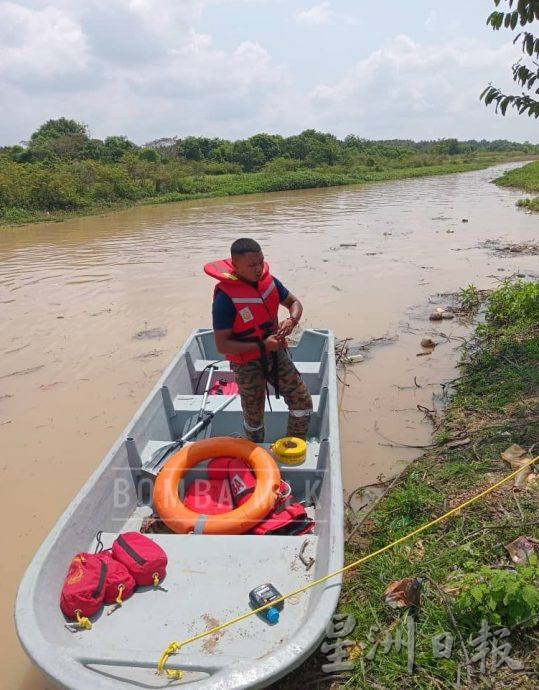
[229,281,276,304]
[231,297,264,304]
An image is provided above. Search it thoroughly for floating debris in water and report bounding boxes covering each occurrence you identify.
[0,364,45,380]
[420,337,436,349]
[135,349,164,360]
[133,328,167,340]
[429,307,455,321]
[481,239,539,256]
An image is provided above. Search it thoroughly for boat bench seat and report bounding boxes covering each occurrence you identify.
[140,437,326,477]
[194,359,322,375]
[91,531,319,554]
[193,358,324,388]
[168,394,324,456]
[173,394,320,415]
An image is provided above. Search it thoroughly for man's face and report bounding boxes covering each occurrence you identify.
[232,251,264,283]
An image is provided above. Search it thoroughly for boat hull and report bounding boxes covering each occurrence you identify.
[16,328,343,689]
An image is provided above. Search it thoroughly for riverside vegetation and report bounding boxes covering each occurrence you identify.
[276,278,539,690]
[494,159,539,212]
[1,118,538,225]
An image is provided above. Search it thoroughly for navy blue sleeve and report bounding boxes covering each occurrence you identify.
[273,277,289,302]
[212,289,236,330]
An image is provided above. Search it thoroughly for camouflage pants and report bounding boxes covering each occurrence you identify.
[231,349,313,443]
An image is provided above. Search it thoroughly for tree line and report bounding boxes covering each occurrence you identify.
[3,118,537,169]
[1,118,537,221]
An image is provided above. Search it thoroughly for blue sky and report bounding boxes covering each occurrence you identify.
[0,0,537,145]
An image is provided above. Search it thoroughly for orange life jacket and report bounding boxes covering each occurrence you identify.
[204,258,280,363]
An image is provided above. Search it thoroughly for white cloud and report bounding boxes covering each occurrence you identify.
[0,2,89,77]
[134,32,287,101]
[124,0,203,43]
[296,3,331,26]
[0,0,290,142]
[309,34,523,137]
[295,2,358,29]
[0,2,535,144]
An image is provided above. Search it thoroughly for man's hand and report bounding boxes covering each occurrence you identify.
[275,317,296,340]
[264,334,282,352]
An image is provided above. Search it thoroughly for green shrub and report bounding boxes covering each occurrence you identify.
[458,284,481,311]
[484,279,539,330]
[517,197,539,211]
[0,206,33,222]
[455,557,539,628]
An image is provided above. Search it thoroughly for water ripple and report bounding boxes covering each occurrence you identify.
[0,162,529,300]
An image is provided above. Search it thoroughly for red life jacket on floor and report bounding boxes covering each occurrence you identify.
[206,457,315,536]
[184,478,234,514]
[204,258,280,364]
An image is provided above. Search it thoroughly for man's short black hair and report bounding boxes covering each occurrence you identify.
[230,238,261,256]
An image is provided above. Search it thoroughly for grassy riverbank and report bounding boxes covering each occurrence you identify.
[3,118,538,227]
[495,160,539,212]
[1,129,536,227]
[4,119,537,227]
[0,153,524,227]
[278,278,539,690]
[141,156,519,204]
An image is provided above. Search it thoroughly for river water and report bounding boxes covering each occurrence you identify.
[1,163,537,688]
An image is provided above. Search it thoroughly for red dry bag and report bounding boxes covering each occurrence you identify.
[111,532,167,587]
[60,552,107,621]
[209,379,239,396]
[96,550,136,606]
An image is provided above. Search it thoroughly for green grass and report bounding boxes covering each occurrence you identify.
[275,279,539,690]
[0,199,134,226]
[453,339,539,410]
[139,157,527,203]
[517,197,539,212]
[495,160,539,213]
[495,160,539,193]
[454,280,539,410]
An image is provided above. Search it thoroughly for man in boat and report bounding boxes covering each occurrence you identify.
[204,238,312,443]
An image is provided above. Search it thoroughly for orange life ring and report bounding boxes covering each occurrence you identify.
[153,437,281,535]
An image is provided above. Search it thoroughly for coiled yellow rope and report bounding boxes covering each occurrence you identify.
[75,610,92,630]
[157,454,539,677]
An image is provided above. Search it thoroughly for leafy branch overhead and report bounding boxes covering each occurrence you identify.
[481,0,539,117]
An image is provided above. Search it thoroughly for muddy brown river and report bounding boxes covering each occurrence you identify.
[1,163,538,688]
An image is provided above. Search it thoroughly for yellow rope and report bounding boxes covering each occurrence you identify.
[156,454,539,676]
[75,610,92,630]
[106,585,127,617]
[115,585,125,607]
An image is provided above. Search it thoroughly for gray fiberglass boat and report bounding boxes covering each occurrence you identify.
[16,328,343,689]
